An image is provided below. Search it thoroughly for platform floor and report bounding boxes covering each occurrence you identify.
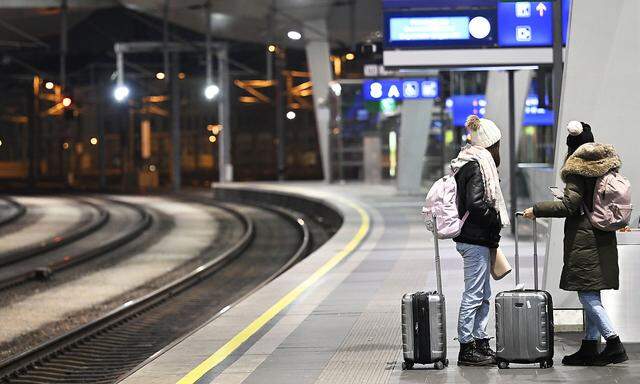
[120,182,640,384]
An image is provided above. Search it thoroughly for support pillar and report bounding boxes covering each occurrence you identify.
[363,132,382,184]
[545,0,640,317]
[217,45,232,182]
[275,50,286,180]
[91,64,106,190]
[397,99,433,195]
[507,70,516,229]
[552,0,563,132]
[97,97,105,190]
[303,20,332,182]
[27,77,40,188]
[60,0,67,90]
[170,53,181,192]
[484,69,532,208]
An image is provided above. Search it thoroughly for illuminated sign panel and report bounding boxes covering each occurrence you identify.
[383,0,497,8]
[363,78,439,101]
[385,10,496,48]
[389,16,471,41]
[383,0,571,49]
[447,94,553,126]
[522,95,553,125]
[447,95,487,126]
[497,0,570,47]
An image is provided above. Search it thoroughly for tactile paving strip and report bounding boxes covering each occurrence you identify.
[315,210,435,384]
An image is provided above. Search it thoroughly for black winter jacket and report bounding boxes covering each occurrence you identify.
[453,161,502,249]
[533,143,620,291]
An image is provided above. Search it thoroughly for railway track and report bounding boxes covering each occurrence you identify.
[0,200,319,384]
[0,199,109,269]
[0,198,152,290]
[0,197,26,228]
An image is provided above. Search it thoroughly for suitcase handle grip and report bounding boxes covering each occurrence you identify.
[514,212,538,290]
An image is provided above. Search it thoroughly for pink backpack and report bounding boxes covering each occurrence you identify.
[585,171,633,231]
[422,172,469,239]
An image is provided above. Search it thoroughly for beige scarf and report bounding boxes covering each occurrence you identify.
[450,144,510,227]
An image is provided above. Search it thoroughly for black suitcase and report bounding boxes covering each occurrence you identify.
[495,212,554,369]
[401,214,448,370]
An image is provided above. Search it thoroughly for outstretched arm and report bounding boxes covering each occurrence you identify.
[531,175,585,218]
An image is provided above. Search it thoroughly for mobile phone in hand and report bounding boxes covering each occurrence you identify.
[549,186,563,199]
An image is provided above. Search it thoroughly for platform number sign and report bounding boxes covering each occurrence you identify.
[363,78,439,101]
[369,82,384,99]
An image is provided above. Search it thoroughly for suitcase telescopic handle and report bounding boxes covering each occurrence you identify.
[431,214,443,295]
[514,212,538,290]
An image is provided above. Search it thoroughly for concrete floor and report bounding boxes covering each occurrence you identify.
[120,183,640,384]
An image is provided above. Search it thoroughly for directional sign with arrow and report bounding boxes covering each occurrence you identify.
[497,1,556,46]
[536,2,548,17]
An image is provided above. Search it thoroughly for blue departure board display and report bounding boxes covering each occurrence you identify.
[363,78,439,101]
[383,0,497,9]
[446,95,486,126]
[447,94,553,126]
[385,10,496,48]
[522,94,554,126]
[383,1,571,49]
[390,16,471,41]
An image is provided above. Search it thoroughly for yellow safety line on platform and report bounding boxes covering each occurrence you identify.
[177,198,370,384]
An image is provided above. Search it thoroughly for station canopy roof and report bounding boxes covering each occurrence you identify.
[0,0,382,50]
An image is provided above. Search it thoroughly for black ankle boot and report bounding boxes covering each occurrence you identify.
[475,338,496,358]
[458,341,494,366]
[591,336,628,366]
[562,340,599,366]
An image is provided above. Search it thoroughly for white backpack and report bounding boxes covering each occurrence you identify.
[585,171,633,231]
[422,172,469,239]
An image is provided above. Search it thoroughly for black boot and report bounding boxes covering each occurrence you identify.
[561,340,599,366]
[475,338,496,358]
[591,336,628,366]
[457,341,494,366]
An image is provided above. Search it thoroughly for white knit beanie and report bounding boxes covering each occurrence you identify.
[466,115,501,148]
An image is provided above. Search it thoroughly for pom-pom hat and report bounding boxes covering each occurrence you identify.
[566,121,594,155]
[567,120,583,136]
[465,115,501,148]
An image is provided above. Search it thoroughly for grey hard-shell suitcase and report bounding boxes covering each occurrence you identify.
[495,212,554,369]
[401,214,448,370]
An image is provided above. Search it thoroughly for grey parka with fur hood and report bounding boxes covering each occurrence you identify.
[533,143,621,291]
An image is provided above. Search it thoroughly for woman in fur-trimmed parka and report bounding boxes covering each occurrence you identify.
[524,121,628,367]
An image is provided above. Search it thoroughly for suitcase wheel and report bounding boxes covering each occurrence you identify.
[497,361,509,369]
[539,359,553,369]
[402,361,413,370]
[434,361,445,370]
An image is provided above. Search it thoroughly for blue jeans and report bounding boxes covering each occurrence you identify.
[456,243,491,344]
[578,291,617,340]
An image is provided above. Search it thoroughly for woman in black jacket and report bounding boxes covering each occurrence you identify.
[451,115,508,366]
[524,122,627,366]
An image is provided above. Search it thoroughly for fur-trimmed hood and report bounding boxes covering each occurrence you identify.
[561,142,621,182]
